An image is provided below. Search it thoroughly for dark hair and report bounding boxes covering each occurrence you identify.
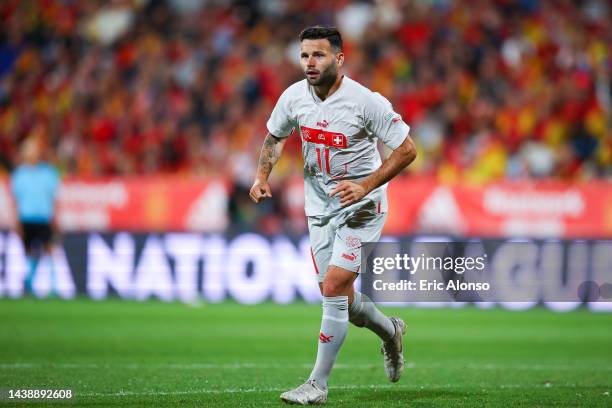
[299,26,343,52]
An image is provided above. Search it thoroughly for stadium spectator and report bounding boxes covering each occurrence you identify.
[0,0,609,229]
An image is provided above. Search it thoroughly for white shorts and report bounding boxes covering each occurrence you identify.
[308,201,387,283]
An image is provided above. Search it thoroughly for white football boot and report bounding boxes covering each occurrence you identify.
[381,317,406,382]
[280,379,328,405]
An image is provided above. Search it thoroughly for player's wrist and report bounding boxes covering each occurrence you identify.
[254,175,269,184]
[359,178,374,195]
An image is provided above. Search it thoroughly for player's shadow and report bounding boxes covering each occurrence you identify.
[340,388,468,406]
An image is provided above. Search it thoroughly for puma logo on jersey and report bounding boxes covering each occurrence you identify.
[342,253,357,262]
[316,120,329,128]
[319,332,334,343]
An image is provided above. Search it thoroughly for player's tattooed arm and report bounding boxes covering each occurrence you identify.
[257,133,286,181]
[250,133,287,203]
[330,135,416,206]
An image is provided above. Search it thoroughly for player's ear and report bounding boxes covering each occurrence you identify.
[336,51,344,67]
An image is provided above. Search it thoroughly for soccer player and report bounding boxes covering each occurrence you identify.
[11,135,61,296]
[249,26,417,405]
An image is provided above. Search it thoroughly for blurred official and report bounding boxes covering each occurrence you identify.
[11,135,61,295]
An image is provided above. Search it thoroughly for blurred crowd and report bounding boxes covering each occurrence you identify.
[0,0,610,188]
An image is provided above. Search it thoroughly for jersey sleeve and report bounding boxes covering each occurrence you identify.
[365,92,410,150]
[266,87,296,138]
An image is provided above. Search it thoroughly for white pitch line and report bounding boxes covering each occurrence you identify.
[78,383,574,397]
[0,362,381,370]
[1,362,610,371]
[80,384,408,397]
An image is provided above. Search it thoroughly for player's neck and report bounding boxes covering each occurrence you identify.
[313,74,344,101]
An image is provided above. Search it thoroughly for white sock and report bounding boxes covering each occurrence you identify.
[349,291,395,342]
[308,296,348,389]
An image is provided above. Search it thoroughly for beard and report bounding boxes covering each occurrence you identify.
[305,62,337,87]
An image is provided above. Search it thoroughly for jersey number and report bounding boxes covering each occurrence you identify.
[315,147,331,174]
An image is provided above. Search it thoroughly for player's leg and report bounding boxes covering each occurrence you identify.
[331,209,407,382]
[330,210,395,340]
[307,265,355,388]
[349,291,395,341]
[24,249,38,294]
[21,223,39,294]
[281,265,354,405]
[41,224,57,296]
[351,290,406,382]
[281,216,334,405]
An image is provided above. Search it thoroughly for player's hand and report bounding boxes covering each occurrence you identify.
[249,179,272,203]
[329,181,367,207]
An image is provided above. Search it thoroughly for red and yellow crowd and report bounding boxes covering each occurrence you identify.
[0,0,610,186]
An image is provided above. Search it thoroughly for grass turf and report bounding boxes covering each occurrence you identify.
[0,298,610,407]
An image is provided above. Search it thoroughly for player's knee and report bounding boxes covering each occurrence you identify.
[321,278,349,297]
[321,265,355,296]
[321,281,342,297]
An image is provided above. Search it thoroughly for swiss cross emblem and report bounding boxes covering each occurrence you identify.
[330,133,347,148]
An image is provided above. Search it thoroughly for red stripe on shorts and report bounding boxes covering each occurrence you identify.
[310,247,319,274]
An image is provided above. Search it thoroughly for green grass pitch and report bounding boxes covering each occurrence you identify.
[0,298,610,407]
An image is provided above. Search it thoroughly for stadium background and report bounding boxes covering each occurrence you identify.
[0,0,610,406]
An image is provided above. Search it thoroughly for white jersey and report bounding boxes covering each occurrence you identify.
[267,76,410,217]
